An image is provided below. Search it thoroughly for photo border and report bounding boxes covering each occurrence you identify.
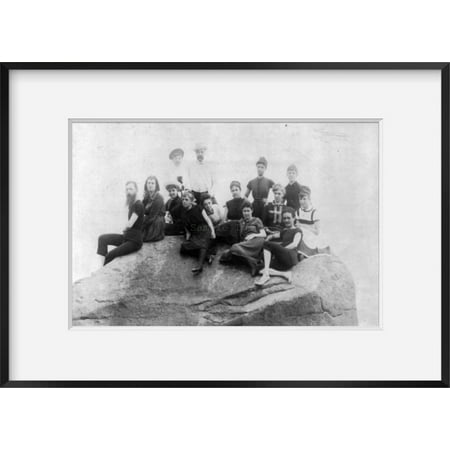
[1,62,448,387]
[68,117,382,330]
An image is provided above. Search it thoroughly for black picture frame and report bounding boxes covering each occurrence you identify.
[0,62,448,388]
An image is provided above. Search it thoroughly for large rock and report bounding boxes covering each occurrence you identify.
[72,236,358,326]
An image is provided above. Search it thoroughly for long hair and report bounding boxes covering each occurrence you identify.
[143,175,160,201]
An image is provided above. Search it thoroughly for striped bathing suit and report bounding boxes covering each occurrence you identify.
[296,207,320,257]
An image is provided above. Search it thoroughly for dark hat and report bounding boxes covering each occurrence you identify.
[229,180,241,190]
[256,157,268,168]
[165,182,180,191]
[169,148,184,160]
[299,185,311,197]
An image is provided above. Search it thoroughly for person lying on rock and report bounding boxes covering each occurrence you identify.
[180,191,216,275]
[255,207,302,286]
[142,175,165,242]
[97,181,144,266]
[215,180,245,245]
[262,183,286,235]
[219,201,266,277]
[164,182,185,236]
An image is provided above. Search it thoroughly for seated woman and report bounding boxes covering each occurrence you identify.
[255,207,302,286]
[215,180,245,245]
[142,175,165,242]
[223,180,246,221]
[164,182,185,236]
[220,201,266,276]
[295,185,320,258]
[97,181,144,265]
[180,191,216,275]
[262,183,286,234]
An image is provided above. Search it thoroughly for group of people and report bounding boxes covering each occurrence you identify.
[97,144,324,286]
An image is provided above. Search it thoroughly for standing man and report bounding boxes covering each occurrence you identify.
[187,143,216,205]
[97,181,144,265]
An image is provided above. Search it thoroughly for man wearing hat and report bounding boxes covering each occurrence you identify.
[244,156,275,220]
[168,148,189,192]
[164,181,185,235]
[187,143,216,205]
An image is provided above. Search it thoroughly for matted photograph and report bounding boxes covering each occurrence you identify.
[71,120,379,327]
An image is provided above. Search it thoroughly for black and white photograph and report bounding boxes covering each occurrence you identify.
[71,120,379,327]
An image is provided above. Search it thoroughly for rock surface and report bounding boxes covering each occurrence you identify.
[72,236,358,326]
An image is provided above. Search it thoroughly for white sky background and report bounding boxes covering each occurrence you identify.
[72,121,379,326]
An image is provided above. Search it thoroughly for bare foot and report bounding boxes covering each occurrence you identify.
[255,273,270,286]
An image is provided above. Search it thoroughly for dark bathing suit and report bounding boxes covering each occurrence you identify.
[97,200,144,265]
[263,227,301,271]
[246,177,274,219]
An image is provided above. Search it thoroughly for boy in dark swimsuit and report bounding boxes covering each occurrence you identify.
[245,157,274,220]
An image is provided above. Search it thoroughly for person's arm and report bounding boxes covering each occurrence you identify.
[223,205,229,221]
[264,180,275,204]
[125,202,143,231]
[311,220,320,235]
[309,210,320,235]
[245,230,266,240]
[124,213,139,231]
[215,205,224,224]
[182,166,190,191]
[244,181,252,199]
[256,228,267,238]
[266,231,281,241]
[202,209,216,239]
[245,221,267,240]
[284,231,302,249]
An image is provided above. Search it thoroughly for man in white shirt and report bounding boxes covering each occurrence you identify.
[187,143,216,204]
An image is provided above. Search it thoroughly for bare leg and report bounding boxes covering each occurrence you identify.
[97,254,105,269]
[268,268,293,283]
[255,249,272,285]
[192,248,207,275]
